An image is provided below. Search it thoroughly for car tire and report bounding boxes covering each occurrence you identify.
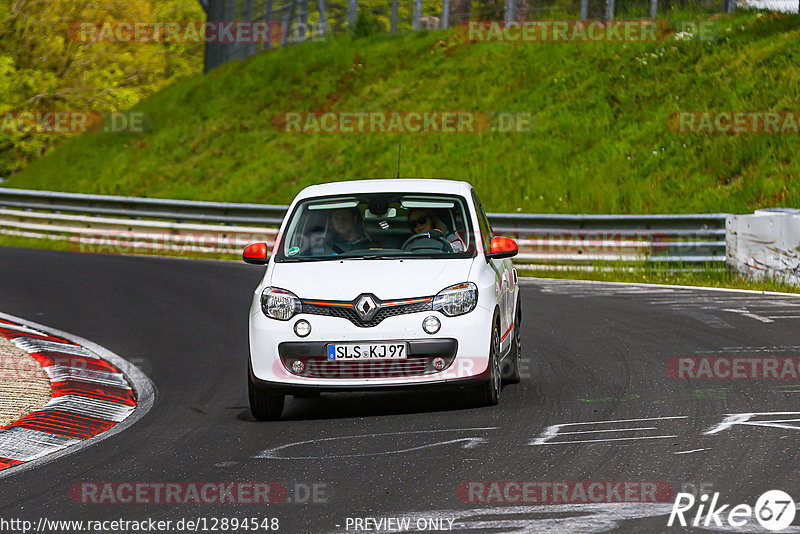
[473,321,501,407]
[248,372,285,421]
[502,301,522,384]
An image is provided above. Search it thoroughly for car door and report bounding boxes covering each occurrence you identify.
[471,190,511,353]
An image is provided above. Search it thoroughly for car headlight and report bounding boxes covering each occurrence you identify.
[261,287,302,320]
[433,282,478,317]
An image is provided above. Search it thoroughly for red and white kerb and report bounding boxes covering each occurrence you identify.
[0,318,137,470]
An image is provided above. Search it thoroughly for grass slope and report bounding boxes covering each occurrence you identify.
[5,11,800,214]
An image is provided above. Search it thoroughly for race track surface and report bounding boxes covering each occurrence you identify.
[0,247,798,533]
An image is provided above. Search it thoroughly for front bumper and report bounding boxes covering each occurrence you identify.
[249,303,494,390]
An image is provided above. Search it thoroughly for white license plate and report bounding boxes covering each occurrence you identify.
[327,343,407,361]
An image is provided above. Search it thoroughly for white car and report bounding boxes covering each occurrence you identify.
[243,179,521,420]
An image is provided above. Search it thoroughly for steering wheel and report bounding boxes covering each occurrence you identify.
[401,231,454,253]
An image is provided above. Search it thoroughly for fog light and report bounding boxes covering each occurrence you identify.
[291,360,305,374]
[294,319,311,337]
[422,315,441,334]
[432,357,445,371]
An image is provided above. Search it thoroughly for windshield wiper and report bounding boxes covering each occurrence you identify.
[278,257,336,263]
[345,254,405,260]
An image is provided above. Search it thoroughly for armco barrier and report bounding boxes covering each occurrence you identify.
[0,188,727,266]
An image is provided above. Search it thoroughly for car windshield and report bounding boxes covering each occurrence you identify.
[275,193,476,262]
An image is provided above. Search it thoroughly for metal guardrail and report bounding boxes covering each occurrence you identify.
[0,187,287,226]
[0,188,727,265]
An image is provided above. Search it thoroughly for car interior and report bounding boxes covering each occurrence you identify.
[282,193,474,258]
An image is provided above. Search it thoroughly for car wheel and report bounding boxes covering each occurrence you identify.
[502,301,522,384]
[248,372,285,421]
[474,321,501,407]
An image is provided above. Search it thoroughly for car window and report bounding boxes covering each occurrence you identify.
[275,193,477,262]
[471,190,493,253]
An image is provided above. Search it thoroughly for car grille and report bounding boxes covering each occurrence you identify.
[301,296,433,327]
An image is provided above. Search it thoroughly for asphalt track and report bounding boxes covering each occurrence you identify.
[0,247,799,533]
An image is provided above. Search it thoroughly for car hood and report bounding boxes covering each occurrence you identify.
[268,258,475,301]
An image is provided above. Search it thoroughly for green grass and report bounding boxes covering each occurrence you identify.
[4,10,800,215]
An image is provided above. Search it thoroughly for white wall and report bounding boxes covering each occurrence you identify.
[727,209,800,285]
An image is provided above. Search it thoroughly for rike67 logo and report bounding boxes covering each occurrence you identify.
[668,490,796,531]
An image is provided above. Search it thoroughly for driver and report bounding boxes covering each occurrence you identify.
[326,207,371,253]
[407,208,466,252]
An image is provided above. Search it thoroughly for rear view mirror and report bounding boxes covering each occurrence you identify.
[243,242,269,265]
[486,236,518,260]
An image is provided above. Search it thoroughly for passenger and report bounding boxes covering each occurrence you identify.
[407,208,465,252]
[326,207,371,253]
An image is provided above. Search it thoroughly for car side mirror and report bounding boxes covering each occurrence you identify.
[243,242,269,265]
[486,236,518,260]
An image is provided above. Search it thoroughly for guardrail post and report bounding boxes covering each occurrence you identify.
[244,0,256,57]
[348,0,359,29]
[605,0,615,20]
[265,0,273,50]
[727,0,736,12]
[504,0,515,22]
[412,0,422,30]
[281,0,296,46]
[391,0,398,32]
[442,0,450,28]
[649,0,657,17]
[580,0,588,19]
[317,0,328,36]
[297,0,309,40]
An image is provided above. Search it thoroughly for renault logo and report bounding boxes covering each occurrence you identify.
[355,295,379,321]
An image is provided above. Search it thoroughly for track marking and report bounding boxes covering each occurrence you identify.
[704,412,800,435]
[529,416,687,446]
[254,428,497,460]
[674,448,709,455]
[720,308,773,323]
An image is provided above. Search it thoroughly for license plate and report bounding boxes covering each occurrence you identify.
[327,343,407,361]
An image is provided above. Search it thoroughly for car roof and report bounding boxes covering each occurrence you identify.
[293,179,474,201]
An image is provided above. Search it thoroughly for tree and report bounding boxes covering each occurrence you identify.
[0,0,204,177]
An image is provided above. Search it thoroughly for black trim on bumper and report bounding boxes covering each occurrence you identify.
[248,351,490,395]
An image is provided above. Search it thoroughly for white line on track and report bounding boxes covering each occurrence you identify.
[674,448,709,455]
